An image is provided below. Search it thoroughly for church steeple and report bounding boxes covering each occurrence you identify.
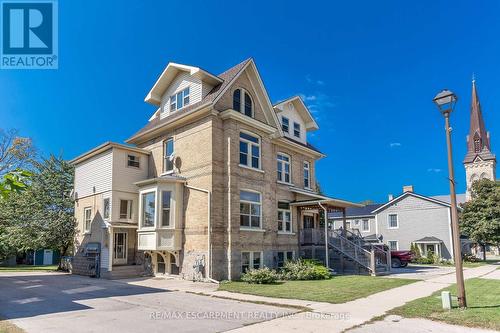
[464,78,496,200]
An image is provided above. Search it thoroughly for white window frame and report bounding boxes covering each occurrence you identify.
[241,251,263,273]
[277,153,291,184]
[388,240,399,251]
[281,116,289,133]
[277,251,294,268]
[388,214,399,229]
[161,190,172,228]
[84,207,92,232]
[277,201,292,233]
[361,219,370,232]
[119,199,133,220]
[239,131,261,170]
[170,87,190,112]
[303,161,311,189]
[163,138,174,173]
[140,190,156,229]
[240,189,262,230]
[127,154,140,168]
[293,122,301,138]
[103,198,110,220]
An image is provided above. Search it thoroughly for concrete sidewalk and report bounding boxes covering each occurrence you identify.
[219,264,498,333]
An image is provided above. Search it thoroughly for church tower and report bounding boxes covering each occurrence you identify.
[464,79,497,200]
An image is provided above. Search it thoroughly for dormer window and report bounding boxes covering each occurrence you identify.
[170,87,190,112]
[293,122,301,138]
[233,88,253,117]
[282,116,289,133]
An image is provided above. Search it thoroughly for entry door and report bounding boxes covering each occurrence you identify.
[43,250,53,265]
[303,215,315,243]
[113,232,128,265]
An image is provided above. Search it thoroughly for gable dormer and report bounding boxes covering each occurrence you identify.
[274,96,318,144]
[145,63,223,120]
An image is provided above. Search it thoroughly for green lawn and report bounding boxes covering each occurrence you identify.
[218,275,417,304]
[0,265,58,272]
[388,278,500,331]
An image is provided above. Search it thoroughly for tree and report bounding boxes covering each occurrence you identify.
[0,169,32,199]
[0,129,36,176]
[460,179,500,260]
[0,155,76,266]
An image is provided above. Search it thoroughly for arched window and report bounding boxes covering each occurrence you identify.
[233,89,241,112]
[232,88,253,117]
[473,133,482,153]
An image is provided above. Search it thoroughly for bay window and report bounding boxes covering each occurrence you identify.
[141,192,155,228]
[161,191,171,227]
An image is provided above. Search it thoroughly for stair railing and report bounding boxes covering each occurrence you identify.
[328,229,373,272]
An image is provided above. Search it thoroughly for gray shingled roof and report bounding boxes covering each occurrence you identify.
[431,193,467,205]
[127,58,252,142]
[328,203,383,219]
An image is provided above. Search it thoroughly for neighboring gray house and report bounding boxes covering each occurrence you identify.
[328,186,466,260]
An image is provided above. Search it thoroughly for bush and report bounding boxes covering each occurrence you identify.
[241,267,278,284]
[280,259,330,280]
[462,253,480,262]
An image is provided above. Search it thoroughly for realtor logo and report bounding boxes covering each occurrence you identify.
[1,0,58,69]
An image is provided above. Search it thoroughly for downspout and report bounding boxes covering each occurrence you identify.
[186,185,216,283]
[227,136,232,281]
[318,201,329,269]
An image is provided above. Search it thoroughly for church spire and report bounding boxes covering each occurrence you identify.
[464,78,495,163]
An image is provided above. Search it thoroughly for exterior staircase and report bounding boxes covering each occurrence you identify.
[102,265,146,279]
[327,229,391,276]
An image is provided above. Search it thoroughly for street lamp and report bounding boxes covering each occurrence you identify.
[433,89,467,308]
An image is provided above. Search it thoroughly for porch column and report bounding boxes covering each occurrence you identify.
[108,227,113,272]
[342,208,347,236]
[319,202,329,269]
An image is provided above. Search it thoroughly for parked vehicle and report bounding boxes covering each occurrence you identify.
[391,250,412,268]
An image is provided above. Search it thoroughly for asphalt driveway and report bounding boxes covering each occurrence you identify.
[0,272,296,333]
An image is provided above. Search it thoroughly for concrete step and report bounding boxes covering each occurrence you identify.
[103,265,145,279]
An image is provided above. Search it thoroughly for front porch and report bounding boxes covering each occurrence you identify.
[413,236,444,258]
[291,198,391,275]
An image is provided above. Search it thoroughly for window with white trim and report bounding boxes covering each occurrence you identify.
[304,161,310,189]
[281,116,289,133]
[141,192,155,228]
[164,138,174,173]
[293,122,301,138]
[120,200,132,219]
[278,202,292,233]
[388,240,398,250]
[170,87,190,112]
[241,251,262,272]
[277,153,291,183]
[388,214,398,229]
[84,207,92,232]
[277,251,294,268]
[240,190,261,229]
[103,198,110,219]
[239,132,260,169]
[161,191,171,227]
[233,88,253,117]
[361,219,370,232]
[127,155,140,168]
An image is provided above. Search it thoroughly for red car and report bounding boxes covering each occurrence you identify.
[391,250,413,268]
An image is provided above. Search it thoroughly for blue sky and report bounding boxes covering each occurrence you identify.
[1,0,499,203]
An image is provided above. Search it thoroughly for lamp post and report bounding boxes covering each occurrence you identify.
[432,89,467,308]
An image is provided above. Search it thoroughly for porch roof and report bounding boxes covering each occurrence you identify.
[134,174,187,187]
[290,198,363,210]
[413,236,443,244]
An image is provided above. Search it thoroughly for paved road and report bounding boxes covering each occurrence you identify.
[0,272,295,333]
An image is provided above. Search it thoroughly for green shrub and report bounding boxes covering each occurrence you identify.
[280,259,330,280]
[462,253,480,262]
[241,267,279,284]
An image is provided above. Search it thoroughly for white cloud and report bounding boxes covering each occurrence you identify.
[389,142,402,148]
[306,75,325,86]
[427,168,442,173]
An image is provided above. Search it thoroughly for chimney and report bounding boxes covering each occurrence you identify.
[388,194,394,201]
[403,185,414,193]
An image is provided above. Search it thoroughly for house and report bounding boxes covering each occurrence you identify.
[70,58,370,280]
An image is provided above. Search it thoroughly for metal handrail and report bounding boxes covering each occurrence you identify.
[328,229,372,271]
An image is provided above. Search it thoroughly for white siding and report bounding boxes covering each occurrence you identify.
[111,148,149,193]
[74,150,113,199]
[160,72,203,119]
[276,102,307,144]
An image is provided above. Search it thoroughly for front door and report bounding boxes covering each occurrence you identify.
[303,215,314,243]
[113,232,127,265]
